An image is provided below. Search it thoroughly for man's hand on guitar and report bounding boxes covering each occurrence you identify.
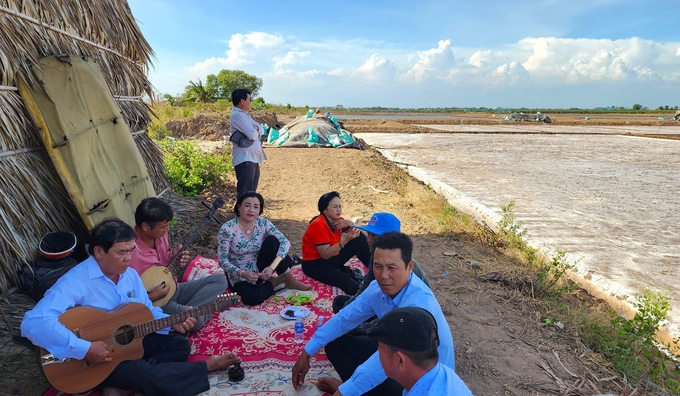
[172,316,196,334]
[148,281,170,302]
[84,341,112,365]
[172,245,191,267]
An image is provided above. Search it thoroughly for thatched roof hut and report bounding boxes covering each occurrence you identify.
[0,0,166,296]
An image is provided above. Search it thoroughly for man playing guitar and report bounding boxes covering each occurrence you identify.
[131,197,228,332]
[21,219,240,396]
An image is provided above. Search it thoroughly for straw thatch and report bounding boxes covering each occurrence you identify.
[0,0,167,297]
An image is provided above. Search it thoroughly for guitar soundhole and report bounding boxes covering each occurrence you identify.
[113,324,136,347]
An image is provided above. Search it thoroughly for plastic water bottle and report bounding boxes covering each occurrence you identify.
[294,311,305,344]
[316,315,325,331]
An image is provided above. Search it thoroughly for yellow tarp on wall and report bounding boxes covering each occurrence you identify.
[18,55,154,230]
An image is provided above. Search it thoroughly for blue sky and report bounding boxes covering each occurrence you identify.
[128,0,680,109]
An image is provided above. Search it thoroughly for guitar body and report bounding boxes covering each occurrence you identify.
[40,303,152,394]
[140,265,177,307]
[39,293,240,394]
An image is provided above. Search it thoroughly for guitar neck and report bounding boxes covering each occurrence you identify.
[136,294,236,336]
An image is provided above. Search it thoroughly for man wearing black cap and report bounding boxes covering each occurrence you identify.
[292,231,454,396]
[368,307,472,395]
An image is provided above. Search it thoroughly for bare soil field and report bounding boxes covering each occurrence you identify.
[1,111,672,395]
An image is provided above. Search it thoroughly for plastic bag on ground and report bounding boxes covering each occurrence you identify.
[307,126,319,143]
[327,134,342,147]
[273,127,290,146]
[338,129,354,144]
[267,127,280,144]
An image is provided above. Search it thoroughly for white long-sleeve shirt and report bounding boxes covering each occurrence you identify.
[229,107,266,166]
[21,256,167,360]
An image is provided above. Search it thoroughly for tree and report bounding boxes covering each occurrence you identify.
[182,78,217,103]
[251,97,268,110]
[632,103,643,111]
[207,70,263,102]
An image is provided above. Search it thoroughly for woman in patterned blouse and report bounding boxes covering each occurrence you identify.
[217,191,311,305]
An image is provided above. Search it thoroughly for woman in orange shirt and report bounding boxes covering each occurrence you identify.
[301,191,371,295]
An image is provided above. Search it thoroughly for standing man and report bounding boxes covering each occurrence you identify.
[21,219,240,396]
[292,231,455,396]
[367,307,472,395]
[230,88,266,198]
[131,197,228,332]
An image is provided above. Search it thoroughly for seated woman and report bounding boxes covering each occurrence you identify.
[218,191,311,306]
[301,191,371,295]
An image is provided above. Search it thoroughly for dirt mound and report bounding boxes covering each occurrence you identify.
[249,110,279,128]
[165,114,229,140]
[165,110,280,141]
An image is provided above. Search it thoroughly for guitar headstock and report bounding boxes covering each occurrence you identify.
[216,292,242,311]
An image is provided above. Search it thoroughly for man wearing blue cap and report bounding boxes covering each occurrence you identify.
[292,232,453,396]
[368,307,472,395]
[332,212,430,317]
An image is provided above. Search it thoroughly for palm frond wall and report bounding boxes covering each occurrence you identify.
[0,0,167,296]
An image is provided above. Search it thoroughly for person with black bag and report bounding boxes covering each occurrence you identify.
[229,88,266,199]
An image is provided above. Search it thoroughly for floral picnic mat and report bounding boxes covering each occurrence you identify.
[43,256,366,396]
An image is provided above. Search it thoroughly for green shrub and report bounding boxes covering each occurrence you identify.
[583,289,680,391]
[148,120,172,140]
[158,138,232,197]
[497,200,527,249]
[535,250,579,297]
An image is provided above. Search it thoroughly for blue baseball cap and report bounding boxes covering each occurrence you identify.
[355,212,400,235]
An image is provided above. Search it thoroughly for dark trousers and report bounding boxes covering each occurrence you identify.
[101,333,209,396]
[325,334,403,396]
[235,161,260,198]
[332,295,351,313]
[301,232,370,295]
[230,235,294,305]
[164,273,228,330]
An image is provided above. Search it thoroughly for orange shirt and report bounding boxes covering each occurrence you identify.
[301,215,343,260]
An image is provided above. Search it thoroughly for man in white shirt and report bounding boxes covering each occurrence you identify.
[229,88,266,198]
[21,219,240,396]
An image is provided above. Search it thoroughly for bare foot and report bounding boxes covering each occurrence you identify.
[101,388,132,396]
[206,352,242,372]
[283,271,313,291]
[317,377,342,394]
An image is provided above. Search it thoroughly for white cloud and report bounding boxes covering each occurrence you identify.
[468,50,502,68]
[519,37,680,84]
[328,68,346,77]
[187,32,284,76]
[491,61,529,85]
[224,32,284,64]
[352,54,396,83]
[274,51,311,69]
[179,33,680,107]
[400,39,455,84]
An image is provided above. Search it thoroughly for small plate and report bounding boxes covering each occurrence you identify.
[279,305,311,320]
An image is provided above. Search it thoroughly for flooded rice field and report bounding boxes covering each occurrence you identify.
[355,131,680,331]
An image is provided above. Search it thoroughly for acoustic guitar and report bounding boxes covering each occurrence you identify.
[40,292,240,394]
[140,197,225,307]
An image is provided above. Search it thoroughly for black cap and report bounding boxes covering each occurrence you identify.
[367,307,440,351]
